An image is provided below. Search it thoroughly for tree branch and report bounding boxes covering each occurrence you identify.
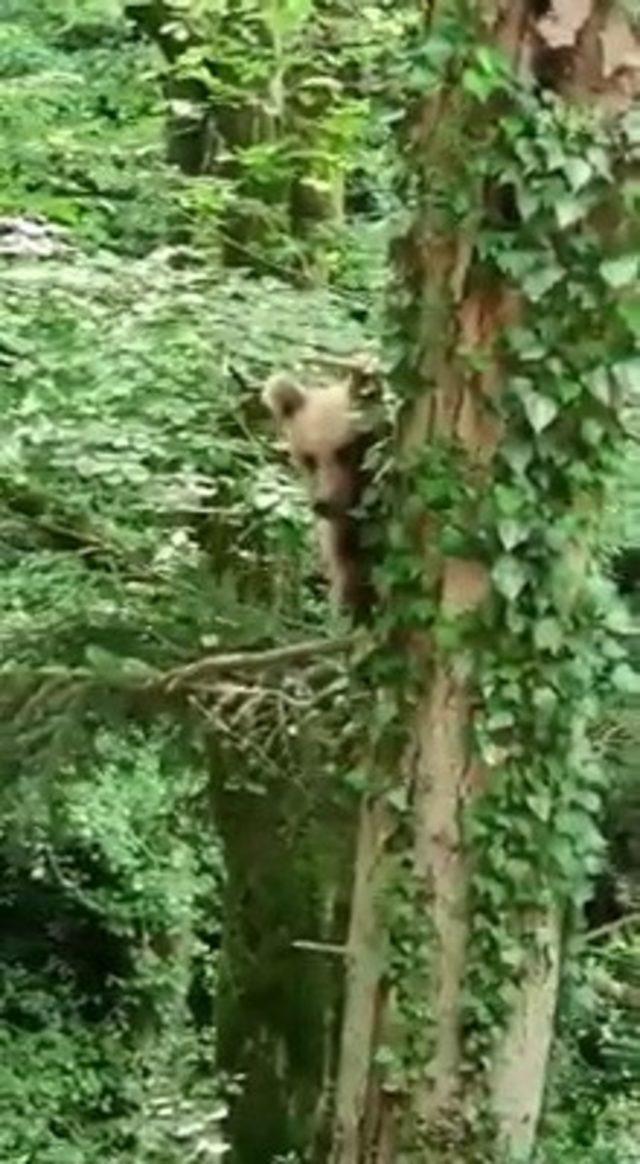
[584,912,640,944]
[161,635,353,692]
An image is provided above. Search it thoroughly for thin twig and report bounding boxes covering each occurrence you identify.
[584,912,640,943]
[292,939,347,957]
[594,969,640,1009]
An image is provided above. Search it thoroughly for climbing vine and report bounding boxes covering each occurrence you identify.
[463,84,637,1080]
[348,5,639,1153]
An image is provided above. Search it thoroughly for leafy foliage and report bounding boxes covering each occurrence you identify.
[0,1,372,1158]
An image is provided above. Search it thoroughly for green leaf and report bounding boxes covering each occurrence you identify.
[534,618,564,654]
[563,156,593,192]
[508,328,546,360]
[611,663,640,695]
[522,264,563,301]
[580,418,604,445]
[612,357,640,395]
[572,790,601,814]
[556,811,603,852]
[374,1045,399,1070]
[494,482,527,516]
[386,786,409,813]
[548,836,579,877]
[497,518,528,551]
[585,367,611,405]
[492,555,528,602]
[343,768,369,793]
[526,792,551,821]
[501,440,533,474]
[516,188,541,221]
[555,195,585,229]
[532,686,558,714]
[618,298,640,335]
[520,389,558,433]
[600,255,639,289]
[486,708,515,730]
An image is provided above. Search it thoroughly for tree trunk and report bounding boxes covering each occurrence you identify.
[209,739,353,1164]
[332,3,639,1161]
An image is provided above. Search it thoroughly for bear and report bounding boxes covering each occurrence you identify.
[262,359,380,615]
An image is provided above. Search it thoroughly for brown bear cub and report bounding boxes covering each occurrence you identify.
[262,359,380,616]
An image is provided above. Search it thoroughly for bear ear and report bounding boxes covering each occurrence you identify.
[262,373,307,423]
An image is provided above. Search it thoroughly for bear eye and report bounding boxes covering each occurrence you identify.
[302,453,317,472]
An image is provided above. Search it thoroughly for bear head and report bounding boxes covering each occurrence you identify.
[262,359,378,520]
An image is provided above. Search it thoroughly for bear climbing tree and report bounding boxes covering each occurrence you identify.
[263,358,383,614]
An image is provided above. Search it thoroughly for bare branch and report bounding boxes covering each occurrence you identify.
[594,968,640,1009]
[161,635,353,692]
[292,939,347,957]
[584,912,640,944]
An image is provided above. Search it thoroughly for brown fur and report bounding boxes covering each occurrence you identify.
[262,366,376,613]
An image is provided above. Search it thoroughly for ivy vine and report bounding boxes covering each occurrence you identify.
[357,13,639,1151]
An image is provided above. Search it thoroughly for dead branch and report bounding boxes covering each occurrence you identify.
[161,635,353,692]
[594,968,640,1009]
[584,912,640,944]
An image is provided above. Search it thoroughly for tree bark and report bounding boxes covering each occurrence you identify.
[209,739,353,1164]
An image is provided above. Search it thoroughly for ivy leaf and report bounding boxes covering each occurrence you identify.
[611,663,640,694]
[600,255,639,289]
[612,357,640,395]
[373,1045,399,1071]
[492,555,527,602]
[386,786,409,814]
[532,686,558,714]
[501,440,533,474]
[585,367,611,405]
[526,792,551,821]
[555,195,585,229]
[548,836,579,879]
[494,482,526,516]
[534,618,564,654]
[497,519,528,551]
[507,327,546,360]
[563,156,593,192]
[580,418,604,445]
[618,298,640,335]
[516,187,541,221]
[556,811,604,854]
[522,264,563,301]
[343,768,369,794]
[462,67,496,101]
[573,790,601,814]
[486,708,515,730]
[519,388,558,433]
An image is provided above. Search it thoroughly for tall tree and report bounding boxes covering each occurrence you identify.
[125,0,368,268]
[332,2,639,1161]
